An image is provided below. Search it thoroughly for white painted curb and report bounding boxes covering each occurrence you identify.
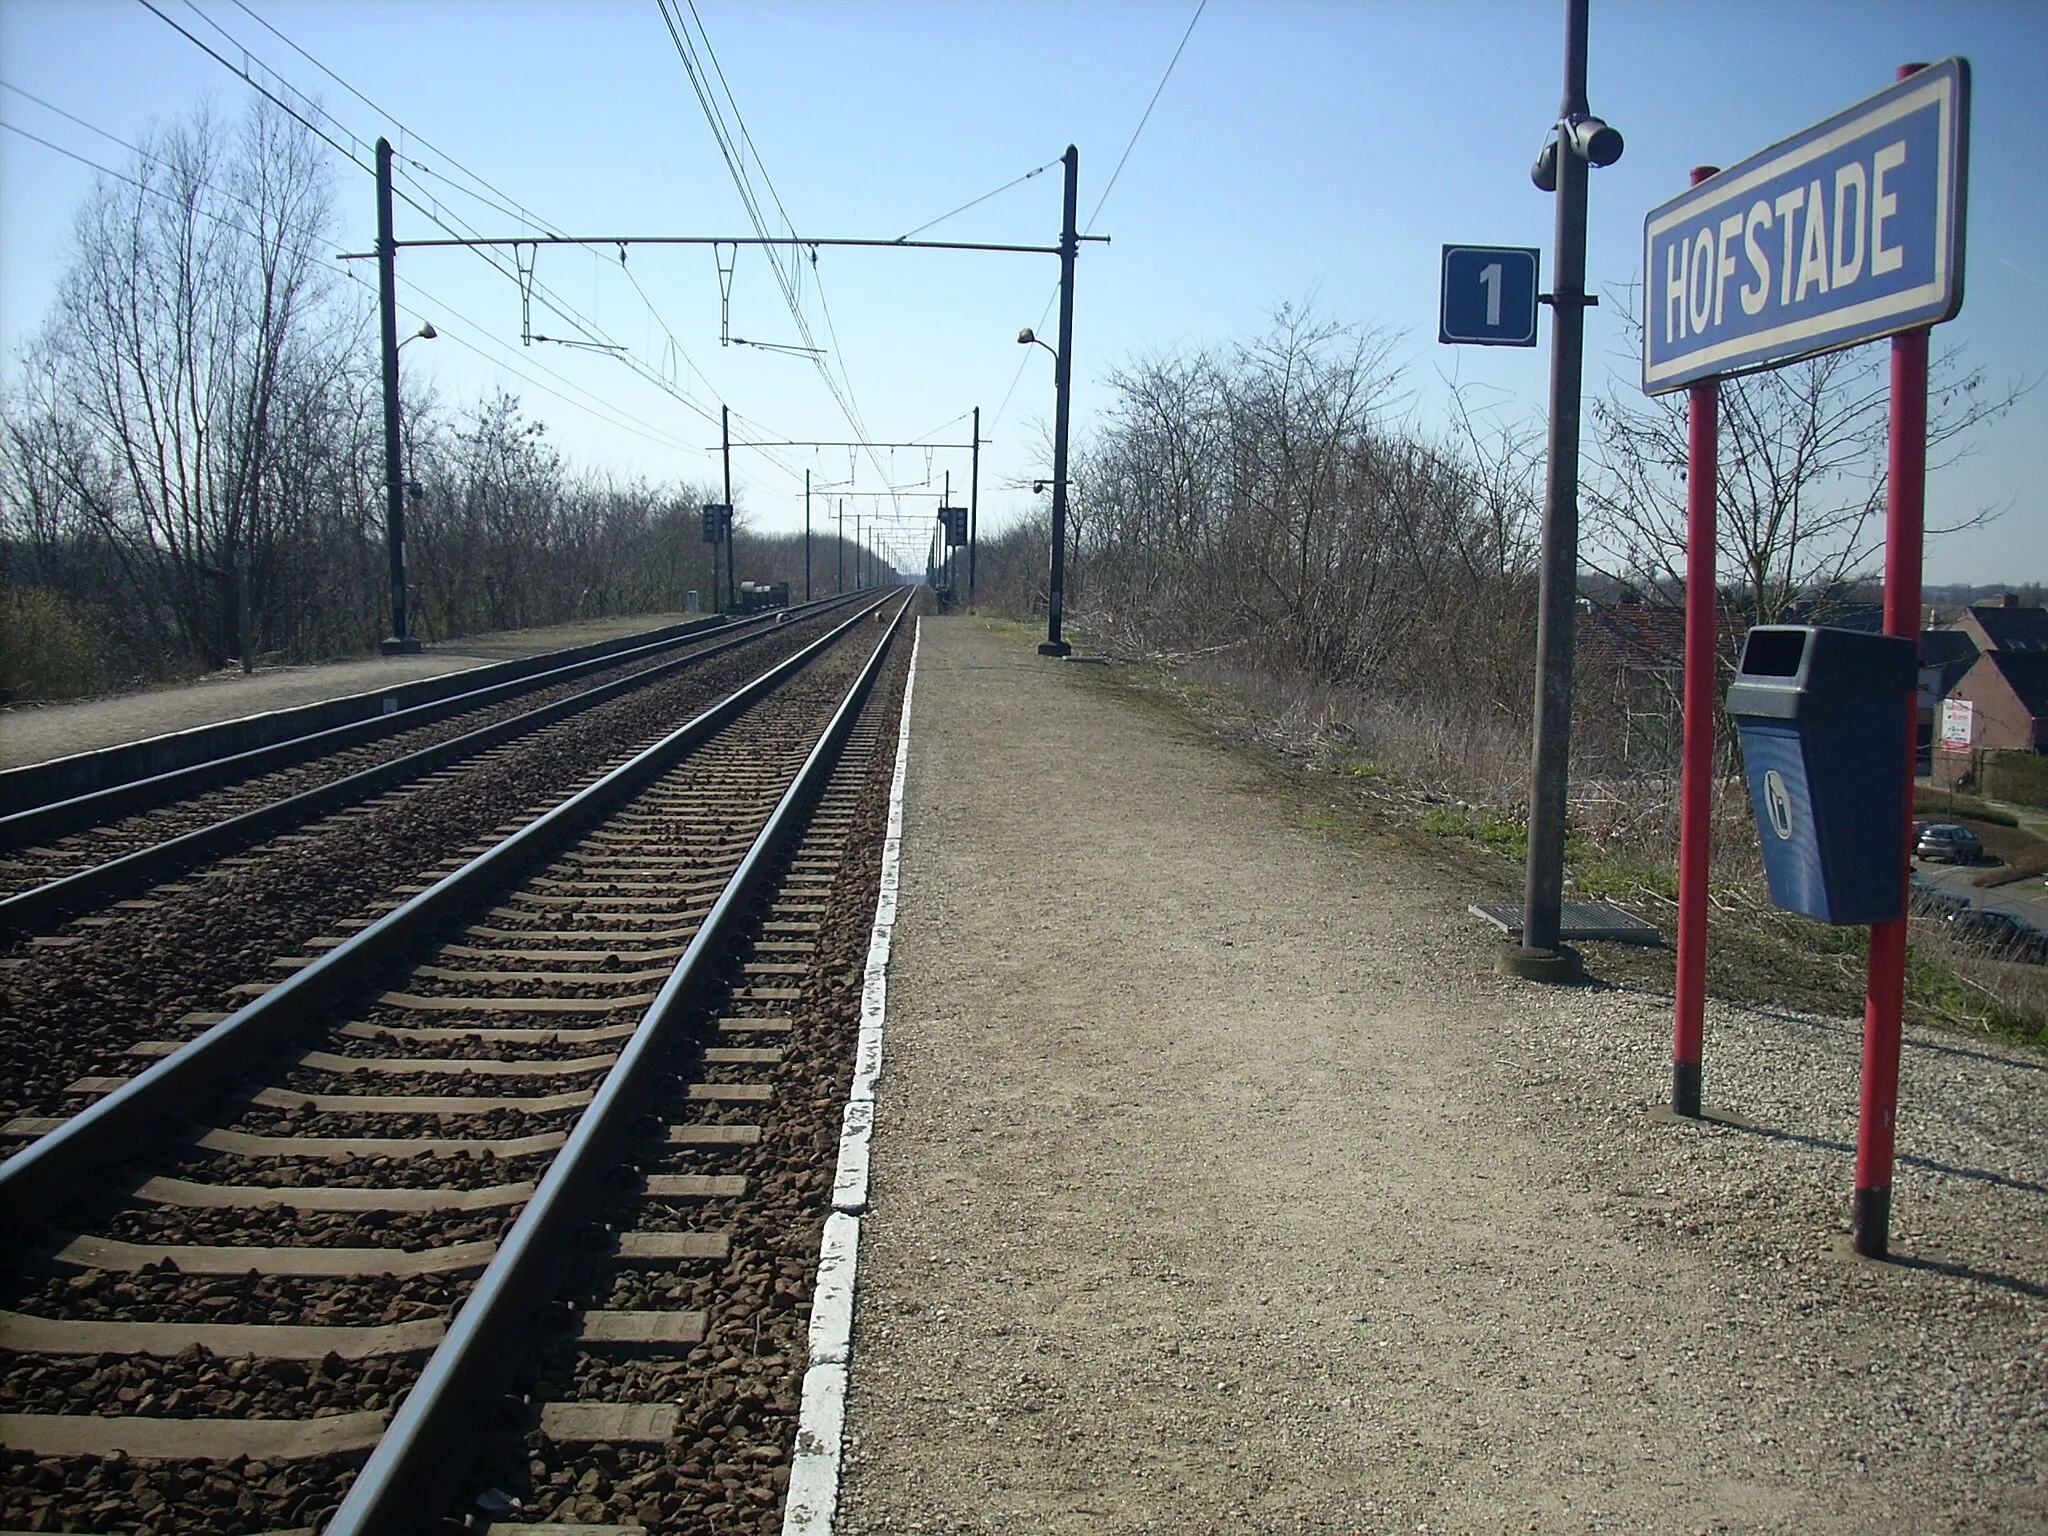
[782,617,919,1536]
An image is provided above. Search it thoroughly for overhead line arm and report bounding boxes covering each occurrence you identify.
[338,233,1109,260]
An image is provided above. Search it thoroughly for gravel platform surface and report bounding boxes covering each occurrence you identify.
[836,618,2047,1536]
[0,612,701,771]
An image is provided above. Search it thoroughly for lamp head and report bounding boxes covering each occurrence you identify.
[416,322,437,340]
[1017,327,1037,345]
[1566,114,1624,168]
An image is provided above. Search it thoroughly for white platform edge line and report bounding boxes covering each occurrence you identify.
[782,615,918,1536]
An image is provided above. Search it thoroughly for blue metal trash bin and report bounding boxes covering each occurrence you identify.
[1726,625,1918,925]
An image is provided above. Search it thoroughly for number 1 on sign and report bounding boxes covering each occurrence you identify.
[1479,263,1501,328]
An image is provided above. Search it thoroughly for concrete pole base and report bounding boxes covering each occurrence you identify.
[1496,943,1585,984]
[1037,641,1072,657]
[379,636,424,656]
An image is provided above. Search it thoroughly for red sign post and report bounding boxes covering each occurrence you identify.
[1858,224,1933,1256]
[1652,61,1967,1259]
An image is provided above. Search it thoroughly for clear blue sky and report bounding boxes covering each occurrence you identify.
[3,0,2043,582]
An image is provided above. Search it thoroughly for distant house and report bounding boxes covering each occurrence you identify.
[1576,598,1745,769]
[1947,593,2048,657]
[1929,596,2048,779]
[1946,651,2048,753]
[1919,628,1979,748]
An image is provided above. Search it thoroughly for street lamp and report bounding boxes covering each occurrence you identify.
[1506,0,1625,985]
[1018,318,1073,657]
[379,318,436,655]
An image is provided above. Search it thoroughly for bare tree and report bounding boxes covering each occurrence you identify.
[9,96,362,668]
[1584,293,2028,627]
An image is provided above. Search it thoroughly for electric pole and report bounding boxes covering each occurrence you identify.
[1040,144,1079,657]
[969,405,981,611]
[804,470,812,603]
[720,405,735,615]
[1508,0,1613,982]
[375,138,419,654]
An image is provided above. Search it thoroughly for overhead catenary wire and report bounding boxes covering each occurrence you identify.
[222,0,575,242]
[129,0,1056,528]
[150,0,768,458]
[134,0,377,176]
[337,264,709,456]
[1086,0,1207,234]
[654,0,893,500]
[1,1,831,542]
[0,115,348,276]
[0,124,707,465]
[0,79,330,250]
[894,157,1059,244]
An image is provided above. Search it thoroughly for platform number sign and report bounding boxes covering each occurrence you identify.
[1439,245,1541,347]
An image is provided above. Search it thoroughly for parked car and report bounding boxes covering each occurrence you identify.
[1908,872,1969,918]
[1943,906,2048,965]
[1914,823,1983,863]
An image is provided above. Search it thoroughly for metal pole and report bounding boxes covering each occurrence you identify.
[969,405,981,611]
[1672,163,1721,1115]
[1508,0,1591,979]
[1856,62,1934,1259]
[236,547,253,674]
[1039,144,1078,657]
[1856,324,1925,1259]
[804,470,812,603]
[375,138,419,654]
[837,500,844,594]
[721,405,734,615]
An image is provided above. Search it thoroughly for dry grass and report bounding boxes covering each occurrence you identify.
[1067,634,2048,1057]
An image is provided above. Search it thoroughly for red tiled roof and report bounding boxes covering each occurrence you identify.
[1578,603,1744,675]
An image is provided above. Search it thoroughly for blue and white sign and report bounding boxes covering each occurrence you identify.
[1440,245,1540,347]
[1641,58,1969,396]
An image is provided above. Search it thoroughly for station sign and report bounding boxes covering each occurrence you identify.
[1439,245,1540,347]
[1642,59,1969,395]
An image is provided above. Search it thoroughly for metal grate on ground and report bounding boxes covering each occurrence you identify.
[1468,901,1664,945]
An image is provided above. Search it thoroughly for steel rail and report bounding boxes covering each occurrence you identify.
[1,610,731,818]
[1,594,858,846]
[324,591,912,1535]
[0,593,895,1222]
[0,599,863,936]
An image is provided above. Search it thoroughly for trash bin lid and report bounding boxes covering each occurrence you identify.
[1725,625,1917,720]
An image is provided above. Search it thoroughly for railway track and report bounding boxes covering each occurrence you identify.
[0,599,859,930]
[0,600,877,1142]
[0,593,915,1534]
